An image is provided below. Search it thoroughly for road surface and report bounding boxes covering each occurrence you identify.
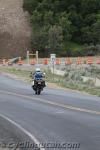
[0,73,100,150]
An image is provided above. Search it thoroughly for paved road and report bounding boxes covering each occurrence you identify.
[0,73,100,150]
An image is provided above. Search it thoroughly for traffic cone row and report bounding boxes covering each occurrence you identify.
[0,57,100,66]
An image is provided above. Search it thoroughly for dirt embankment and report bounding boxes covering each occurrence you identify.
[0,0,31,58]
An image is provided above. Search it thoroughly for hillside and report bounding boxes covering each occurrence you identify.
[0,0,31,58]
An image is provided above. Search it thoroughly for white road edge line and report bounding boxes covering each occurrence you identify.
[0,113,45,150]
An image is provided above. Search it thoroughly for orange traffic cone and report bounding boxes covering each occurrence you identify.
[87,57,93,65]
[43,58,48,65]
[76,57,82,65]
[96,58,100,64]
[65,57,72,65]
[55,58,61,65]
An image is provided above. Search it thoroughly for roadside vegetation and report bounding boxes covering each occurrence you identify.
[0,65,100,96]
[23,0,100,56]
[44,66,100,96]
[0,67,31,82]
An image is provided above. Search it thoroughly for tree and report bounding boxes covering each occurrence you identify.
[48,25,63,54]
[23,0,38,14]
[31,29,48,54]
[59,12,72,41]
[23,0,100,56]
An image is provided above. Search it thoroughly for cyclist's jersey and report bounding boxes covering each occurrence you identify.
[34,72,43,80]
